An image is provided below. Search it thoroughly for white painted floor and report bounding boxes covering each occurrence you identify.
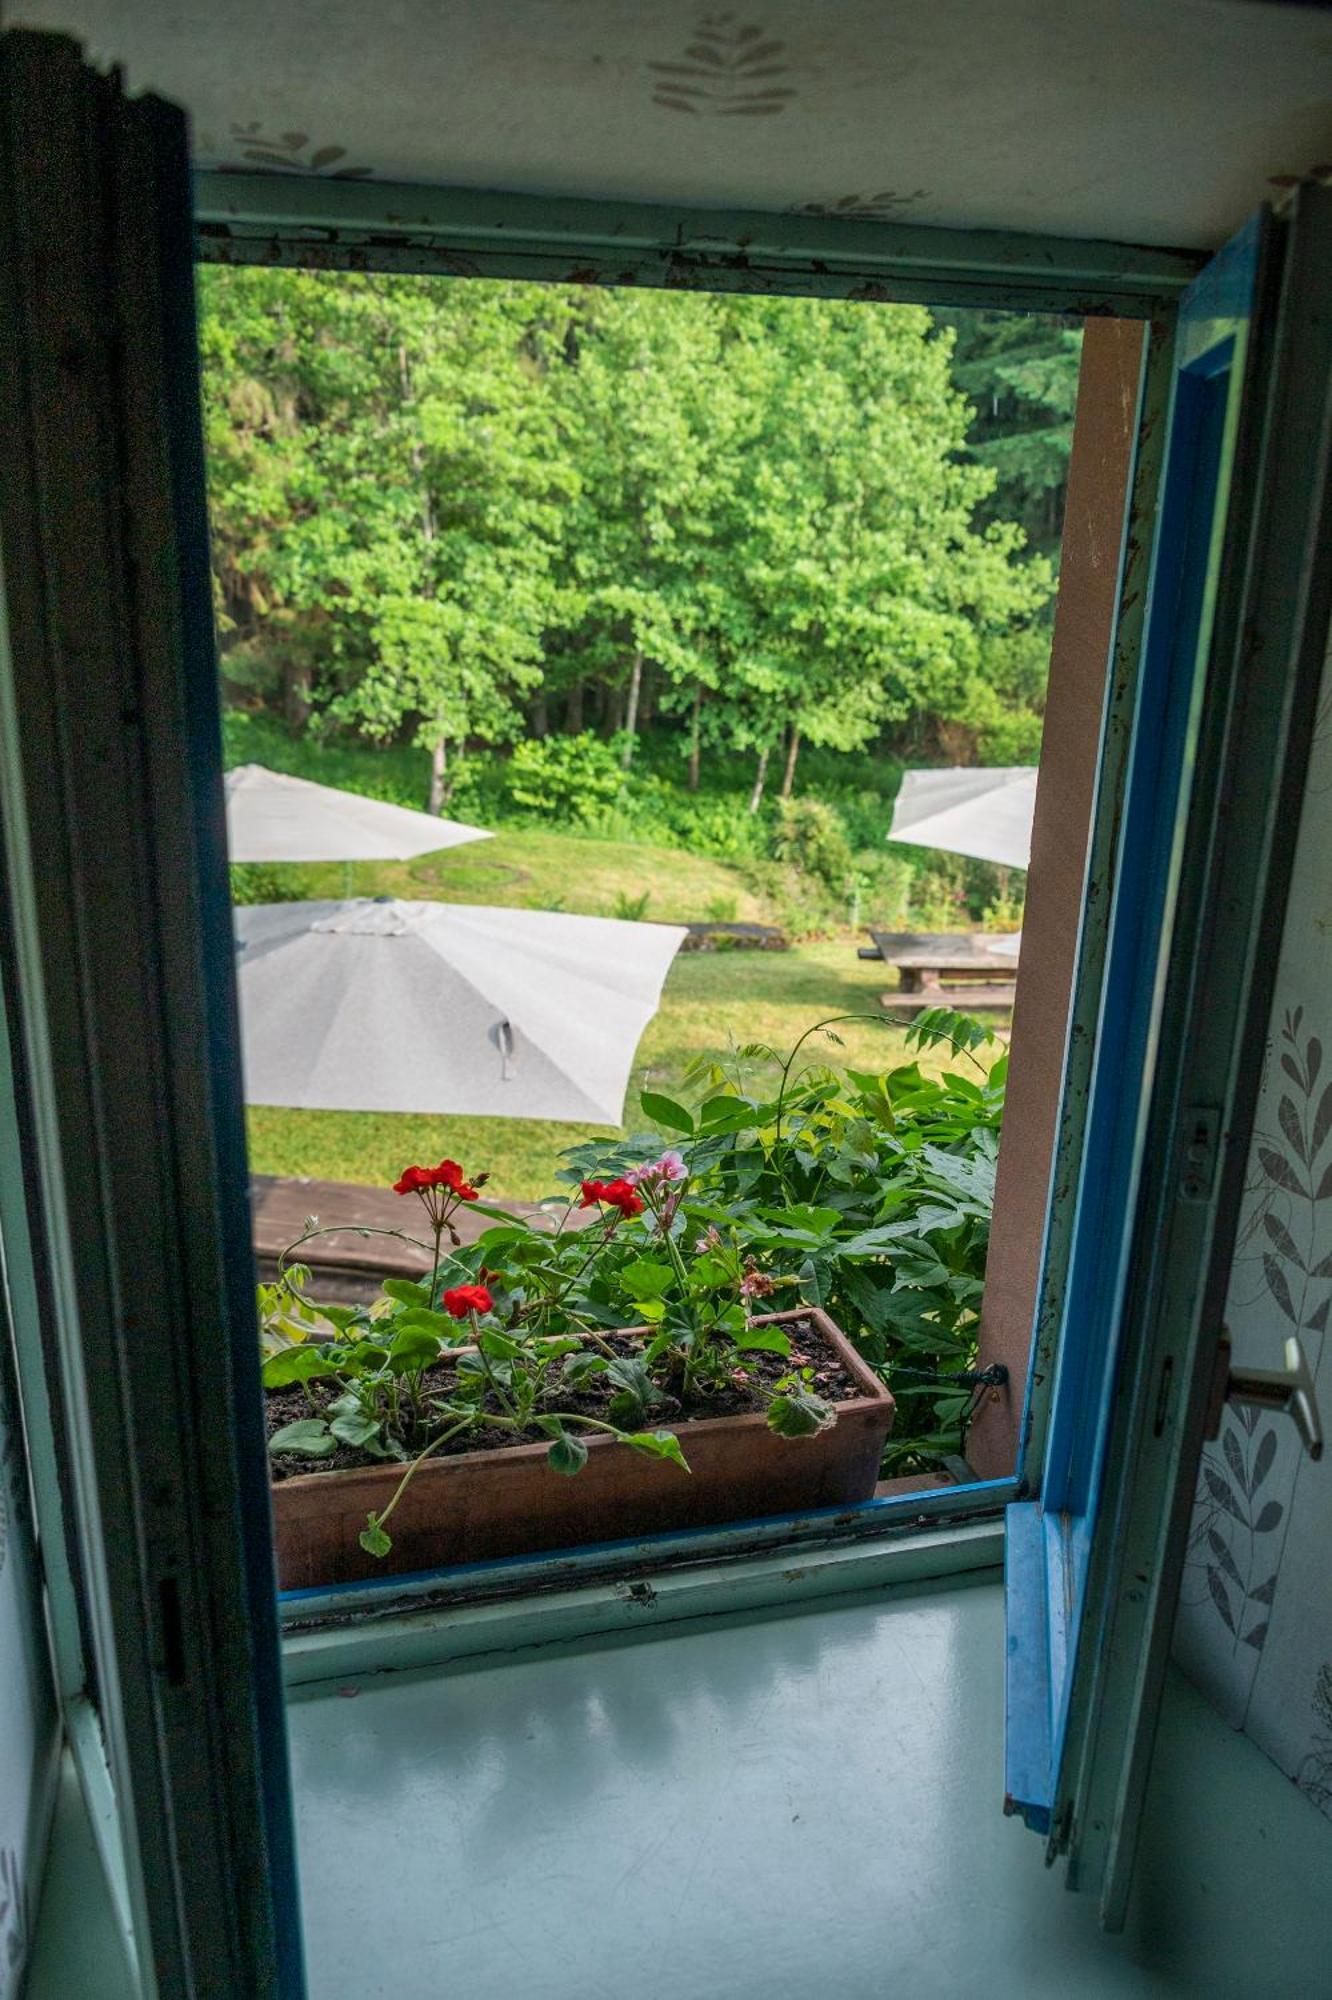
[29,1574,1332,1997]
[285,1578,1332,2000]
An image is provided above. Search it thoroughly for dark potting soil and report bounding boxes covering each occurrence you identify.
[266,1316,864,1481]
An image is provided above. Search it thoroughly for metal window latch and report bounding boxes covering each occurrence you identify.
[1205,1332,1323,1461]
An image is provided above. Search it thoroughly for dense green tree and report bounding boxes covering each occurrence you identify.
[200,271,1060,803]
[711,298,1051,795]
[201,269,574,805]
[932,309,1083,564]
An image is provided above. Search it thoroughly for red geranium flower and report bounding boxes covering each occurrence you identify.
[578,1177,645,1219]
[393,1159,480,1201]
[442,1283,493,1319]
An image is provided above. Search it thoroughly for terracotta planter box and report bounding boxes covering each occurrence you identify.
[271,1307,894,1589]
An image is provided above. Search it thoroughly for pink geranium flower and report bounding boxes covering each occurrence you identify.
[628,1150,687,1188]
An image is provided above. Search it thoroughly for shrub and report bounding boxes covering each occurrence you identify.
[768,797,856,893]
[605,778,770,861]
[849,853,917,929]
[229,861,311,905]
[740,859,843,940]
[504,732,625,823]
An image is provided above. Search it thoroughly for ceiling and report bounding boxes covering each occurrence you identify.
[13,0,1332,248]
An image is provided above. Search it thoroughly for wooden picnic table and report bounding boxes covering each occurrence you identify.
[858,929,1019,1011]
[251,1173,587,1304]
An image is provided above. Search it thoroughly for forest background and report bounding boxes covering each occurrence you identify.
[200,271,1079,1192]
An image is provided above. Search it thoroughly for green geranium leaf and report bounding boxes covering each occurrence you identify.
[382,1278,429,1307]
[735,1325,792,1357]
[607,1356,655,1400]
[546,1430,589,1476]
[475,1224,532,1250]
[359,1515,392,1558]
[387,1324,444,1374]
[330,1405,383,1449]
[619,1257,675,1301]
[393,1307,459,1338]
[478,1328,524,1362]
[341,1339,390,1376]
[767,1389,836,1439]
[261,1347,339,1389]
[563,1351,609,1387]
[625,1429,690,1473]
[639,1091,694,1135]
[268,1418,336,1459]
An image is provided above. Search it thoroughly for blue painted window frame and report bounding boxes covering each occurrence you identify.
[182,177,1208,1635]
[1003,215,1264,1835]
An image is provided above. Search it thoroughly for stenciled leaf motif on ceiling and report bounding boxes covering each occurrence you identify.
[790,192,927,220]
[218,122,374,178]
[648,14,795,117]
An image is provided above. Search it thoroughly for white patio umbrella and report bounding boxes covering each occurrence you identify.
[224,763,490,863]
[234,898,686,1125]
[887,766,1037,870]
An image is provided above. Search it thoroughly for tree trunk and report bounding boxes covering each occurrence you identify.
[601,684,624,739]
[282,654,311,733]
[780,725,801,800]
[687,686,703,793]
[531,694,549,739]
[399,345,437,552]
[566,679,584,733]
[428,736,449,815]
[748,742,771,814]
[621,650,644,770]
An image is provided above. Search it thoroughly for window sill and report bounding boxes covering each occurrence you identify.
[279,1505,1008,1688]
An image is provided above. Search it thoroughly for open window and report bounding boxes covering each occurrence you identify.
[1006,190,1332,1918]
[2,24,1330,1992]
[203,264,1100,1595]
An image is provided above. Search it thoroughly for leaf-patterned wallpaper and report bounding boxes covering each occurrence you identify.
[1175,631,1332,1820]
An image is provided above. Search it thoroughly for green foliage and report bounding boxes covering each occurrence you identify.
[229,861,311,906]
[905,1007,1005,1065]
[260,1014,1006,1561]
[202,271,1057,802]
[768,799,856,895]
[934,309,1083,565]
[557,1016,1007,1473]
[504,732,625,821]
[201,269,571,785]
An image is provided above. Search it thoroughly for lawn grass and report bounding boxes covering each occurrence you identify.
[245,938,939,1201]
[277,825,779,926]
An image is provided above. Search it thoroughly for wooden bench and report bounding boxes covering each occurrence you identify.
[858,929,1019,1012]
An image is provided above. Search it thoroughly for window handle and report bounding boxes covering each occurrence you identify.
[1206,1333,1323,1461]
